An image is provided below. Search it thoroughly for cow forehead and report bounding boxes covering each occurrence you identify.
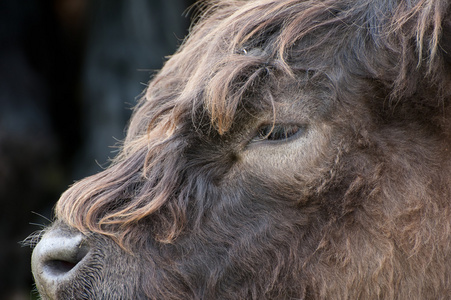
[194,71,336,137]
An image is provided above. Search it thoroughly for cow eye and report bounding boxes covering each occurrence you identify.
[252,124,305,143]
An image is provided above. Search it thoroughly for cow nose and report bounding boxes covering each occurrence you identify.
[31,228,89,298]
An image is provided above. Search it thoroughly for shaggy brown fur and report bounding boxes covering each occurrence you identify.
[34,0,451,299]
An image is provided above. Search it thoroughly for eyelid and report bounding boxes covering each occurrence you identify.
[250,123,306,144]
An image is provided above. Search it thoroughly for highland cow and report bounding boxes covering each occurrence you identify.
[31,0,451,299]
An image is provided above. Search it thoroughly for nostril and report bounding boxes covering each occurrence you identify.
[46,260,78,275]
[32,228,90,298]
[41,241,89,276]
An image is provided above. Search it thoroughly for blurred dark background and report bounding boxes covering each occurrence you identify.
[0,0,195,298]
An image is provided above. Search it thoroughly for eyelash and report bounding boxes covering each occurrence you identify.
[252,124,305,143]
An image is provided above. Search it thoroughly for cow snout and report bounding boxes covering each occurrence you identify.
[31,228,89,299]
